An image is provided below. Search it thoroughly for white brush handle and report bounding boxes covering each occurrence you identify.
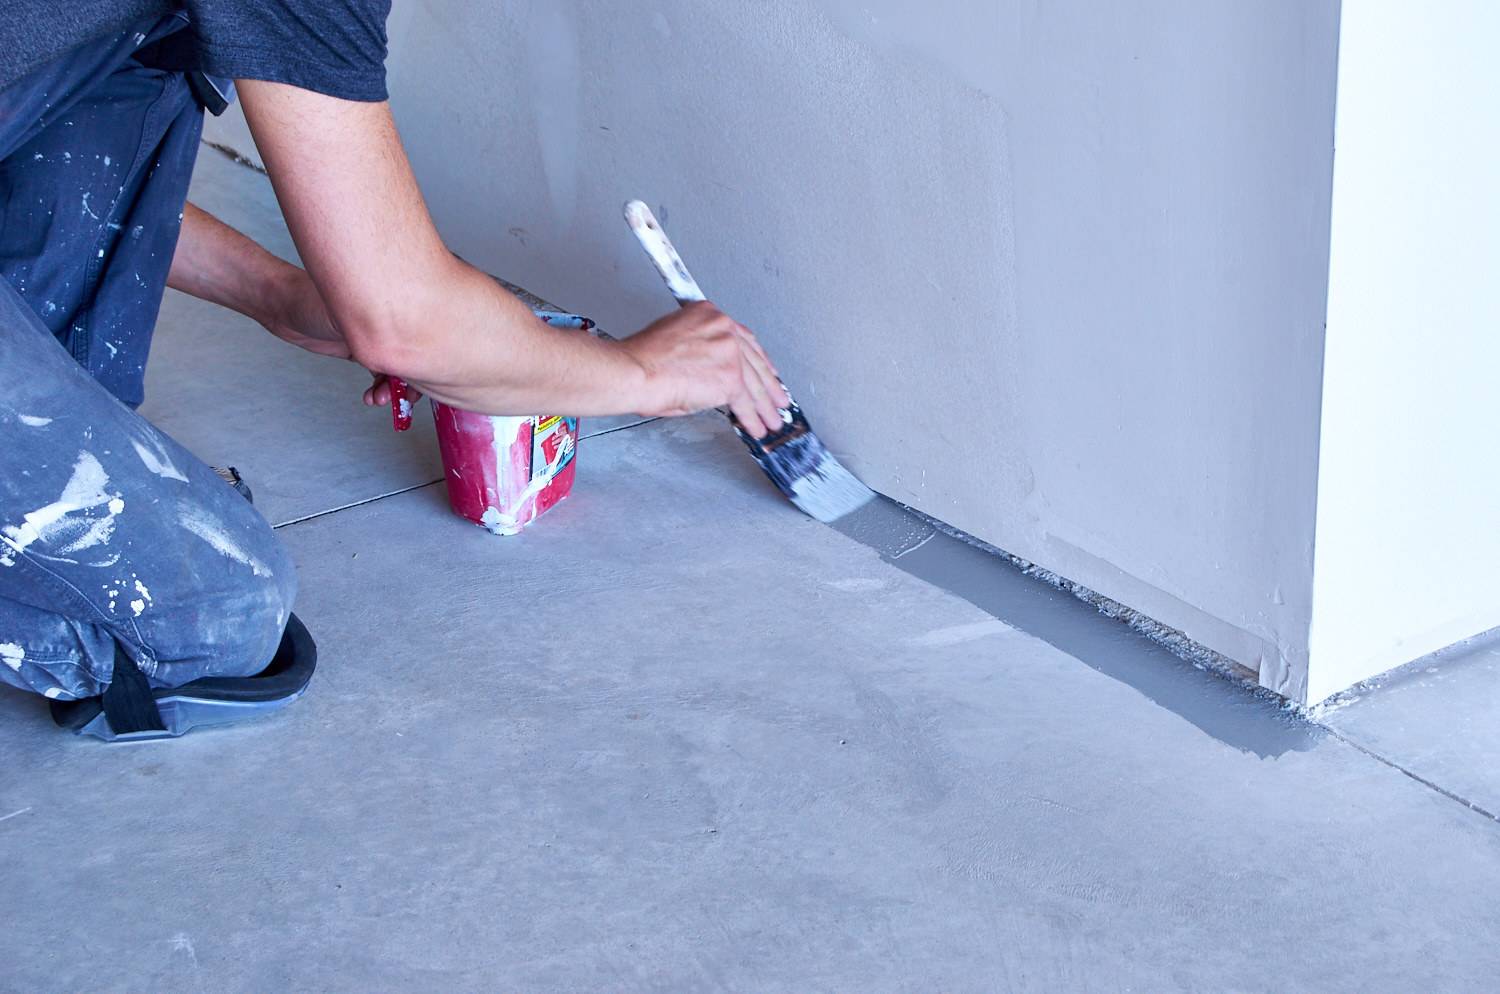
[625,198,800,420]
[624,200,708,306]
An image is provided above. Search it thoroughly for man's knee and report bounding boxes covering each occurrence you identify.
[136,496,299,687]
[217,539,295,670]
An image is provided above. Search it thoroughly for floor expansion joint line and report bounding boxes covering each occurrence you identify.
[269,418,657,529]
[581,417,661,440]
[272,478,444,530]
[1319,724,1500,826]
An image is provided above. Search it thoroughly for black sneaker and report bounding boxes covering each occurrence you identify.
[212,465,254,504]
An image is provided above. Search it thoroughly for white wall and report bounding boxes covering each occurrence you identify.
[1309,0,1500,702]
[376,0,1343,701]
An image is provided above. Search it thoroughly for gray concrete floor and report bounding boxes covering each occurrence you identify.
[3,148,1500,993]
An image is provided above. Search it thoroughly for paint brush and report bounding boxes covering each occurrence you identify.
[623,200,874,523]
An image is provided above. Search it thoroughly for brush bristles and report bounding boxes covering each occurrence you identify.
[753,431,875,523]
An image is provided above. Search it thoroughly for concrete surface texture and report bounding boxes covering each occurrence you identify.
[4,148,1500,993]
[1321,635,1500,821]
[372,0,1345,702]
[1309,0,1500,700]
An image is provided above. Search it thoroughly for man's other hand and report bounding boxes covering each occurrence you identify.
[167,202,351,360]
[363,372,418,408]
[259,267,351,359]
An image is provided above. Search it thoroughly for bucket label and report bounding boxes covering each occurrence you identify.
[531,415,578,480]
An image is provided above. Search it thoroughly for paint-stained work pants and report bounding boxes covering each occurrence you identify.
[0,16,296,700]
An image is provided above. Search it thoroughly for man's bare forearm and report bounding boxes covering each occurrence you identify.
[168,202,297,326]
[169,197,645,416]
[369,250,651,416]
[237,81,652,417]
[237,79,787,432]
[168,203,352,359]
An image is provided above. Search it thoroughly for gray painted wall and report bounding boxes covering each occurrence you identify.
[379,0,1343,700]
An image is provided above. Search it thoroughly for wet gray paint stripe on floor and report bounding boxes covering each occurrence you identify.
[831,497,1323,759]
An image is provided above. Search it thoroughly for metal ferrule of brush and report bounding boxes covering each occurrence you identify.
[625,198,874,521]
[731,401,810,457]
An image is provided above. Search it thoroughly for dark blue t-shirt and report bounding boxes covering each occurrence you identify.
[0,0,393,102]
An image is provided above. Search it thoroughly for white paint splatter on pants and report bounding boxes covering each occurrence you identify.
[179,509,271,577]
[0,643,25,671]
[131,437,188,483]
[0,451,124,557]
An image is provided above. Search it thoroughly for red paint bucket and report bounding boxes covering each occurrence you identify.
[430,407,579,535]
[428,310,589,535]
